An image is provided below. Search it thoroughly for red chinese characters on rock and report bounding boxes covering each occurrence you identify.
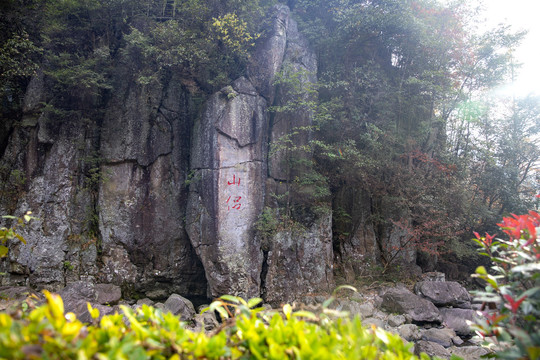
[225,174,243,210]
[227,174,241,186]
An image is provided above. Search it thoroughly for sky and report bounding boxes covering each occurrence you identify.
[479,0,540,97]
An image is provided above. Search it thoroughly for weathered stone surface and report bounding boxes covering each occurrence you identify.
[95,283,122,305]
[260,9,333,303]
[267,17,317,181]
[439,307,478,336]
[420,271,446,282]
[0,286,43,311]
[421,328,456,348]
[192,312,219,333]
[263,213,334,305]
[163,294,196,321]
[186,4,331,301]
[414,340,451,359]
[0,115,100,290]
[452,336,464,345]
[136,298,155,307]
[449,346,491,359]
[388,314,406,327]
[397,324,422,341]
[186,67,269,299]
[186,165,265,298]
[145,289,169,300]
[57,281,118,323]
[98,71,206,296]
[334,299,363,316]
[100,79,170,167]
[381,286,442,323]
[59,281,96,305]
[414,281,471,308]
[247,4,289,102]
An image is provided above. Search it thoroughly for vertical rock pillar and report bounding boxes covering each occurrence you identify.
[186,5,290,298]
[187,78,269,298]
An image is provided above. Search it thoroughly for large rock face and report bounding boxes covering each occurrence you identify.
[98,71,206,297]
[187,5,333,300]
[1,4,333,303]
[186,77,268,298]
[0,73,100,290]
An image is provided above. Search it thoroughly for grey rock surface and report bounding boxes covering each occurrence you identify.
[163,294,196,321]
[98,71,206,296]
[95,283,122,305]
[397,324,422,341]
[357,302,376,318]
[414,280,471,308]
[388,314,406,327]
[449,346,491,359]
[439,307,478,336]
[381,286,442,323]
[186,55,269,300]
[362,317,386,328]
[263,213,334,305]
[414,340,451,359]
[421,328,456,348]
[57,281,117,323]
[247,4,289,103]
[192,312,219,333]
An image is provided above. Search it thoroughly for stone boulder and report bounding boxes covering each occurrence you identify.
[381,286,441,323]
[58,282,121,323]
[449,346,491,360]
[421,328,456,348]
[414,281,471,308]
[414,340,451,359]
[95,283,122,305]
[387,314,406,327]
[191,312,219,333]
[163,294,196,321]
[397,324,422,341]
[439,308,478,336]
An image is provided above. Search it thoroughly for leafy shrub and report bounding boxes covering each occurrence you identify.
[0,290,435,359]
[471,210,540,359]
[0,211,33,258]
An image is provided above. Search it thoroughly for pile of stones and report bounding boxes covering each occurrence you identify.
[0,273,492,359]
[329,272,491,359]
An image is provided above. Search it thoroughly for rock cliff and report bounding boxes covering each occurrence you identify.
[0,4,334,303]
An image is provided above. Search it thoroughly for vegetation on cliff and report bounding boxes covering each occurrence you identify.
[1,0,539,289]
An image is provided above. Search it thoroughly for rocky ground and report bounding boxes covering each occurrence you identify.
[0,272,494,359]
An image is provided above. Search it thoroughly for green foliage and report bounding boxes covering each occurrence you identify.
[471,211,540,359]
[0,211,34,258]
[0,31,41,99]
[120,0,270,90]
[0,290,440,359]
[255,206,280,247]
[212,13,260,58]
